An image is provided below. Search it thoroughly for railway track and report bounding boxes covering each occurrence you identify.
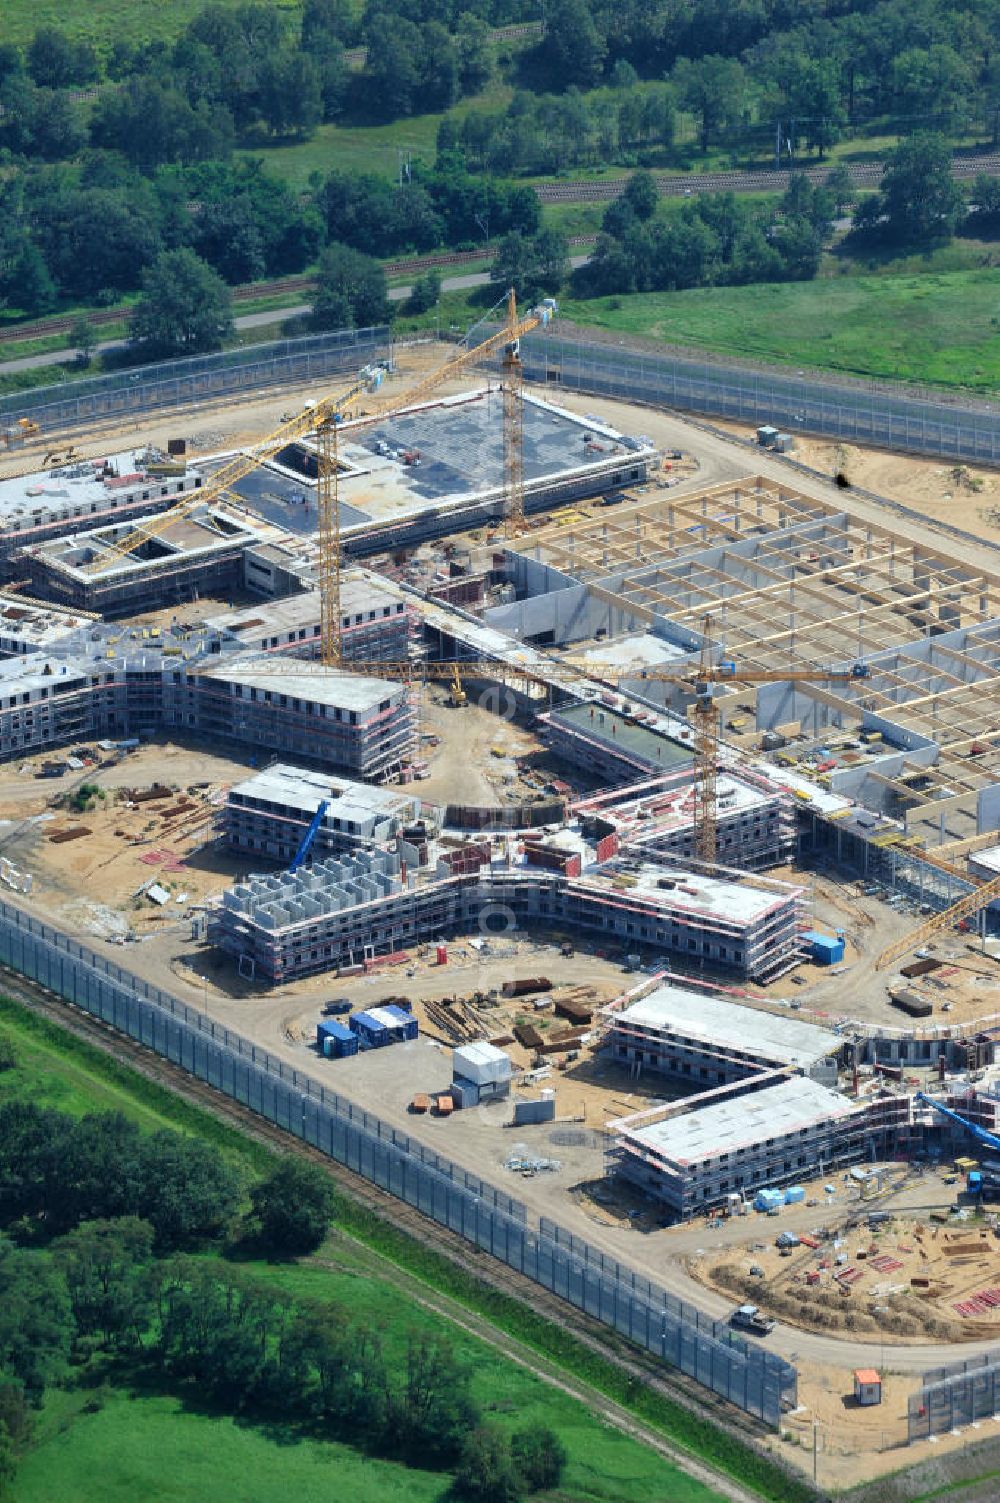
[0,239,596,348]
[535,150,1000,203]
[0,964,795,1501]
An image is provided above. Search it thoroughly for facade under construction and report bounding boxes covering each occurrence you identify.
[225,763,421,864]
[215,850,806,983]
[0,584,414,778]
[608,1074,909,1218]
[603,977,841,1087]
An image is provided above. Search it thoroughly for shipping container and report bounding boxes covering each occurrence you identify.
[502,977,552,998]
[316,1019,358,1058]
[889,988,933,1018]
[453,1042,512,1086]
[803,930,845,965]
[449,1077,480,1110]
[349,1010,391,1047]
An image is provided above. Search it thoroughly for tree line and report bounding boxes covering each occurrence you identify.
[489,137,1000,308]
[530,0,1000,150]
[0,1091,564,1501]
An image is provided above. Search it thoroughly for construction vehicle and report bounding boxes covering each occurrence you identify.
[917,1092,1000,1155]
[449,663,467,708]
[729,1304,774,1335]
[17,417,39,438]
[288,799,329,875]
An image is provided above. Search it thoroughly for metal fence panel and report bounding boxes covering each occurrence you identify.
[0,896,795,1427]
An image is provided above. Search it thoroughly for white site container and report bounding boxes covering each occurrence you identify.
[453,1042,512,1087]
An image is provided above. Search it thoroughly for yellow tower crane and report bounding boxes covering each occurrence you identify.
[84,291,555,664]
[268,641,872,863]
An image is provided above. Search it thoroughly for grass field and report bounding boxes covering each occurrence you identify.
[561,266,1000,390]
[3,0,302,46]
[0,996,738,1503]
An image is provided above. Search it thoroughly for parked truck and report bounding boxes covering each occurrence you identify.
[730,1304,775,1336]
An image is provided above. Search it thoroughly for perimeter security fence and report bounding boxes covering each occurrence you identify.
[0,894,796,1428]
[909,1350,1000,1441]
[518,327,1000,466]
[1,326,391,435]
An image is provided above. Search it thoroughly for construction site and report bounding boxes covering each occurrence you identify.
[1,295,1000,1491]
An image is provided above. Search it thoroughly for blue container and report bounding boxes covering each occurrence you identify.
[349,1010,390,1048]
[754,1188,783,1212]
[803,930,845,965]
[317,1020,358,1058]
[384,1004,418,1041]
[784,1185,806,1205]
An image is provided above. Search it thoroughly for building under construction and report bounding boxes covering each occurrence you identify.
[0,596,415,779]
[603,976,841,1088]
[21,501,290,616]
[573,766,797,871]
[224,763,421,864]
[0,447,203,573]
[608,1074,909,1218]
[215,849,806,983]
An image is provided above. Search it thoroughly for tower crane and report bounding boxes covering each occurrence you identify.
[83,290,556,663]
[248,635,870,863]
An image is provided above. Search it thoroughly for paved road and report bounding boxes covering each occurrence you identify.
[0,262,590,379]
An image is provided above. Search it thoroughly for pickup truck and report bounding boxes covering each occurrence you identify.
[730,1305,775,1336]
[322,999,352,1016]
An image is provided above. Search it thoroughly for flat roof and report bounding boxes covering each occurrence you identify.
[970,845,1000,876]
[575,633,690,668]
[229,763,418,825]
[199,653,404,712]
[615,981,839,1067]
[579,862,800,925]
[553,701,694,771]
[222,389,653,531]
[626,1077,855,1166]
[0,448,199,530]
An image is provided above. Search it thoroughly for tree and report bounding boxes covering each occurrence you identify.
[130,249,234,357]
[250,1159,336,1258]
[0,1376,32,1499]
[967,173,1000,228]
[54,1218,155,1349]
[825,164,855,215]
[27,27,96,88]
[490,229,567,305]
[405,269,442,315]
[454,1425,520,1503]
[91,79,234,169]
[621,170,658,222]
[868,131,965,245]
[541,0,607,90]
[673,55,747,151]
[69,317,97,367]
[455,13,494,96]
[10,243,56,315]
[388,1335,478,1465]
[0,1237,74,1401]
[256,53,323,137]
[138,1130,243,1249]
[511,1424,567,1492]
[363,16,423,118]
[312,242,388,328]
[0,1037,16,1072]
